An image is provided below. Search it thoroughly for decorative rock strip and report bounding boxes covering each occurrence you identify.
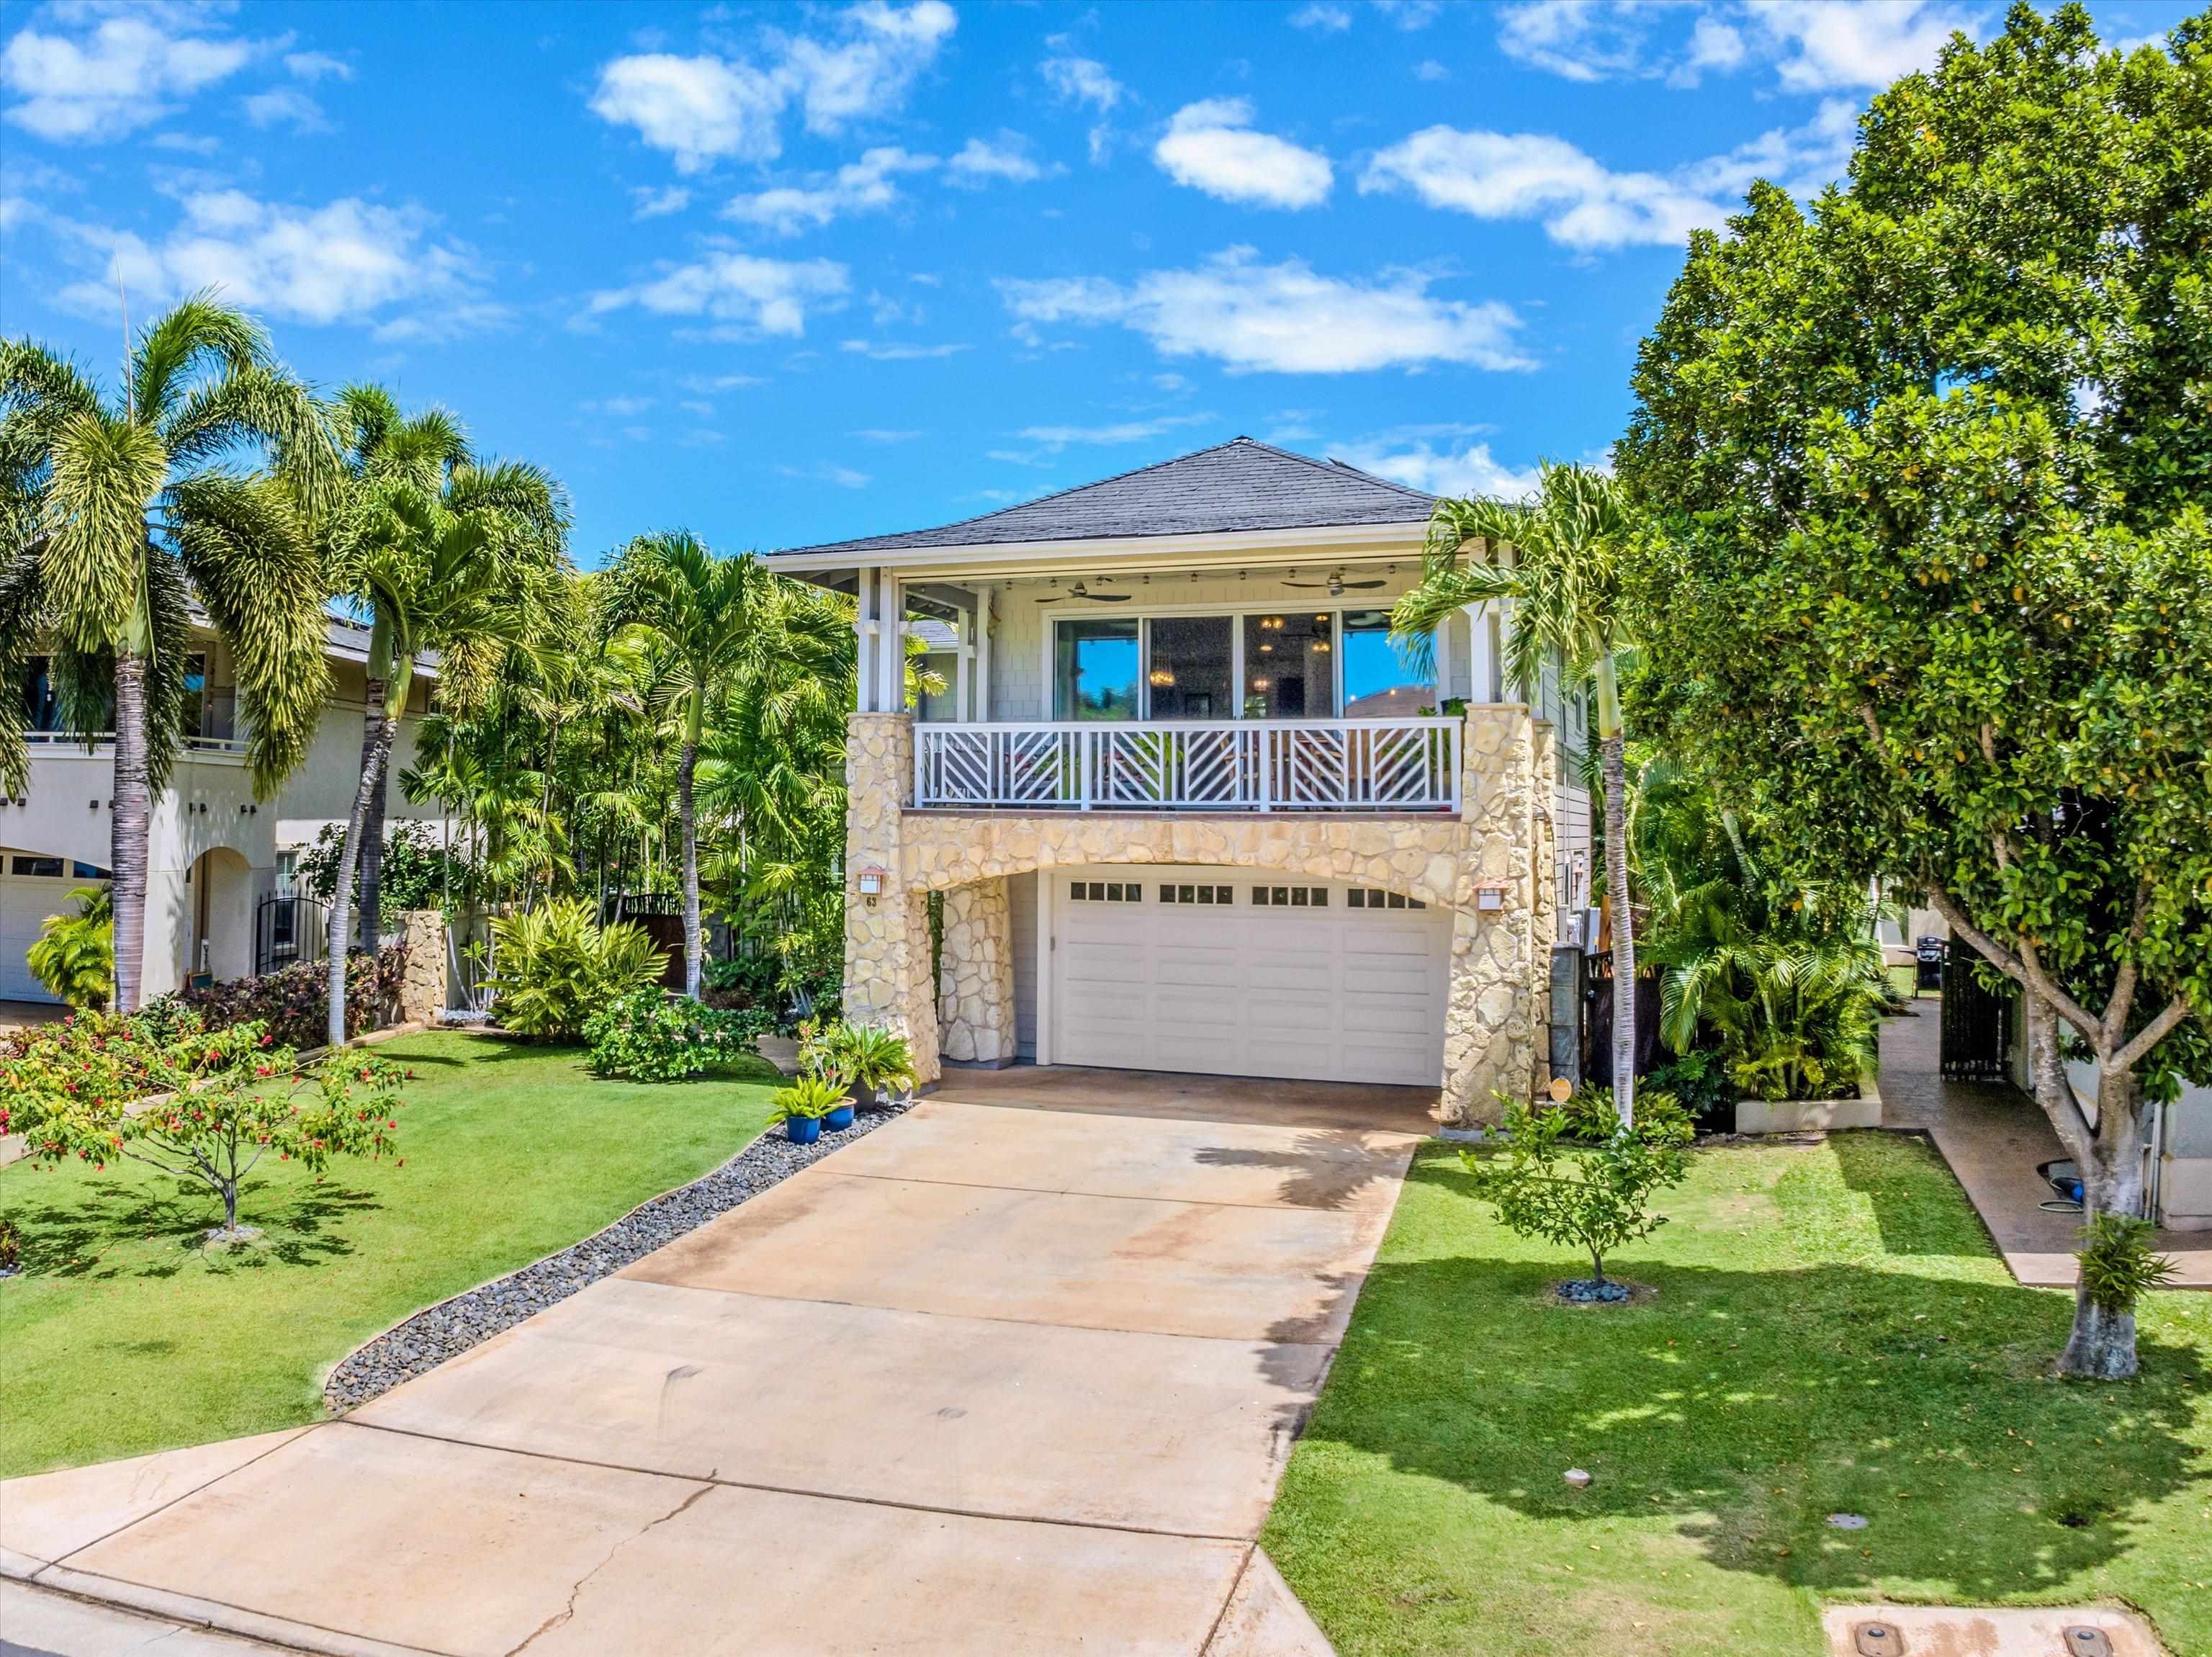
[323,1100,912,1412]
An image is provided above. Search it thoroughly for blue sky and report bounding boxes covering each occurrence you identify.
[1,0,2193,563]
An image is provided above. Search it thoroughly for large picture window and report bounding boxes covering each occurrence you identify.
[1054,618,1140,720]
[1340,609,1434,717]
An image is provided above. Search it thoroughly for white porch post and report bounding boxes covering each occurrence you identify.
[1466,601,1500,704]
[974,585,993,722]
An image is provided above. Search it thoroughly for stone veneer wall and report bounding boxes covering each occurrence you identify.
[396,910,446,1024]
[842,708,1556,1120]
[938,876,1016,1064]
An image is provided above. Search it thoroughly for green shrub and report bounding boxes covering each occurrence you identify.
[1644,1051,1733,1132]
[1553,1083,1693,1144]
[1462,1096,1693,1288]
[583,991,773,1081]
[801,1020,917,1103]
[2077,1214,2180,1315]
[0,1213,18,1272]
[485,899,667,1041]
[27,885,112,1010]
[768,1073,845,1126]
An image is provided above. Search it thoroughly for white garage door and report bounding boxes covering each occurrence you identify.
[1048,867,1448,1087]
[1,852,76,1002]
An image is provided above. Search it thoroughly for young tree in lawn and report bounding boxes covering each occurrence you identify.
[598,533,767,1002]
[1393,462,1645,1124]
[1617,6,2211,1378]
[0,297,338,1010]
[318,394,570,1046]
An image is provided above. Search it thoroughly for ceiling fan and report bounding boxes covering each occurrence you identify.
[1035,580,1130,603]
[1283,570,1386,596]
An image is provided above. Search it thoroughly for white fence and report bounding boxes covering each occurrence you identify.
[915,719,1462,813]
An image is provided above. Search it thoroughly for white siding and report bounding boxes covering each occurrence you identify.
[1008,868,1038,1061]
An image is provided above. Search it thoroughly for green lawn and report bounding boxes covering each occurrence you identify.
[0,1033,783,1478]
[1264,1133,2212,1657]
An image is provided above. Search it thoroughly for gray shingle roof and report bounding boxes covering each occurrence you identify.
[773,437,1437,557]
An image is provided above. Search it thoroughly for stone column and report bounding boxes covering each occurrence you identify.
[938,876,1016,1065]
[396,910,446,1024]
[1528,719,1560,1098]
[842,711,940,1083]
[1439,705,1545,1126]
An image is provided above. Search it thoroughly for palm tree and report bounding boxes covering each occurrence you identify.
[0,297,337,1010]
[318,391,570,1045]
[1391,461,1643,1124]
[598,533,767,1001]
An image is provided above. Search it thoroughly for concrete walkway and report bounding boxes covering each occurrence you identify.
[1879,1002,2211,1289]
[1,1070,1429,1656]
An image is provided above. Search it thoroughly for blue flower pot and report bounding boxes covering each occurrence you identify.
[822,1103,855,1132]
[784,1115,822,1145]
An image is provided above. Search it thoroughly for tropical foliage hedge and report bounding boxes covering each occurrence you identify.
[583,990,773,1081]
[485,898,665,1041]
[178,947,408,1052]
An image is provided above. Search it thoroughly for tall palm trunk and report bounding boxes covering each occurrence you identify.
[355,729,390,951]
[678,703,703,1001]
[1596,655,1636,1126]
[109,649,152,1014]
[325,678,394,1047]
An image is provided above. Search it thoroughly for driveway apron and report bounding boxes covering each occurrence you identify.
[1,1072,1425,1656]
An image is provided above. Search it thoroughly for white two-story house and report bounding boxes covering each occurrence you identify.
[771,439,1596,1123]
[4,614,447,1005]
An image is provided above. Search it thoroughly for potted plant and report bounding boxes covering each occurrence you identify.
[823,1023,917,1119]
[769,1074,844,1144]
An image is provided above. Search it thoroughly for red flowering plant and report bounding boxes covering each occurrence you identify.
[4,1018,408,1241]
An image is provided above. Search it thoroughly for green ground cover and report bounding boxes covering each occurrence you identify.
[1265,1133,2212,1656]
[0,1032,782,1478]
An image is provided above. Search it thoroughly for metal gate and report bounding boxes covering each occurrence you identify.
[1939,938,2015,1083]
[255,895,328,977]
[1580,952,1664,1090]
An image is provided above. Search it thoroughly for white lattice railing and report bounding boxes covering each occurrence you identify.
[26,731,249,758]
[915,719,1461,813]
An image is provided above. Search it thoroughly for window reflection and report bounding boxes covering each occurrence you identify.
[1341,610,1434,717]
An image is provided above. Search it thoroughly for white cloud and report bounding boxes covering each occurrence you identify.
[283,50,351,82]
[242,86,325,132]
[48,189,495,337]
[1373,0,1442,29]
[725,145,935,235]
[838,338,968,360]
[948,133,1046,184]
[781,461,872,488]
[588,251,850,337]
[2,9,258,140]
[1496,1,1977,91]
[1747,0,1976,91]
[590,53,785,173]
[1017,413,1215,446]
[631,184,691,218]
[853,427,923,441]
[1333,435,1541,500]
[590,2,955,174]
[999,247,1531,375]
[1040,50,1123,111]
[1362,127,1726,251]
[780,0,956,135]
[1153,99,1332,210]
[1414,59,1449,81]
[1290,3,1352,30]
[1680,96,1856,199]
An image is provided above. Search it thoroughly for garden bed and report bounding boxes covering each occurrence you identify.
[325,1092,909,1411]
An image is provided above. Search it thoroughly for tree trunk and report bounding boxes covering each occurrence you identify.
[1599,729,1637,1126]
[109,649,152,1015]
[678,727,702,1002]
[2060,1299,2139,1381]
[356,755,390,952]
[2017,989,2150,1380]
[326,683,396,1048]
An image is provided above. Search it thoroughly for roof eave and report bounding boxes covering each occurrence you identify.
[769,519,1430,580]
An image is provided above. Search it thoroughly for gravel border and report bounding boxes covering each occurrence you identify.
[323,1100,912,1413]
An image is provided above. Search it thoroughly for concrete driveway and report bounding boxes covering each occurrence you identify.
[1,1069,1427,1656]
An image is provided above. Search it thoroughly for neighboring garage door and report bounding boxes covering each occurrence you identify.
[1,851,76,1002]
[1048,866,1448,1087]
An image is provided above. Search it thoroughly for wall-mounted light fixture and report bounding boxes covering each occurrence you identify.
[1475,881,1507,912]
[856,865,887,907]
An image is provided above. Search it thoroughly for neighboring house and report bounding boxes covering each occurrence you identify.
[4,614,447,1003]
[772,438,1596,1122]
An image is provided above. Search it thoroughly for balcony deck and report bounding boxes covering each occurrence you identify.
[914,718,1461,814]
